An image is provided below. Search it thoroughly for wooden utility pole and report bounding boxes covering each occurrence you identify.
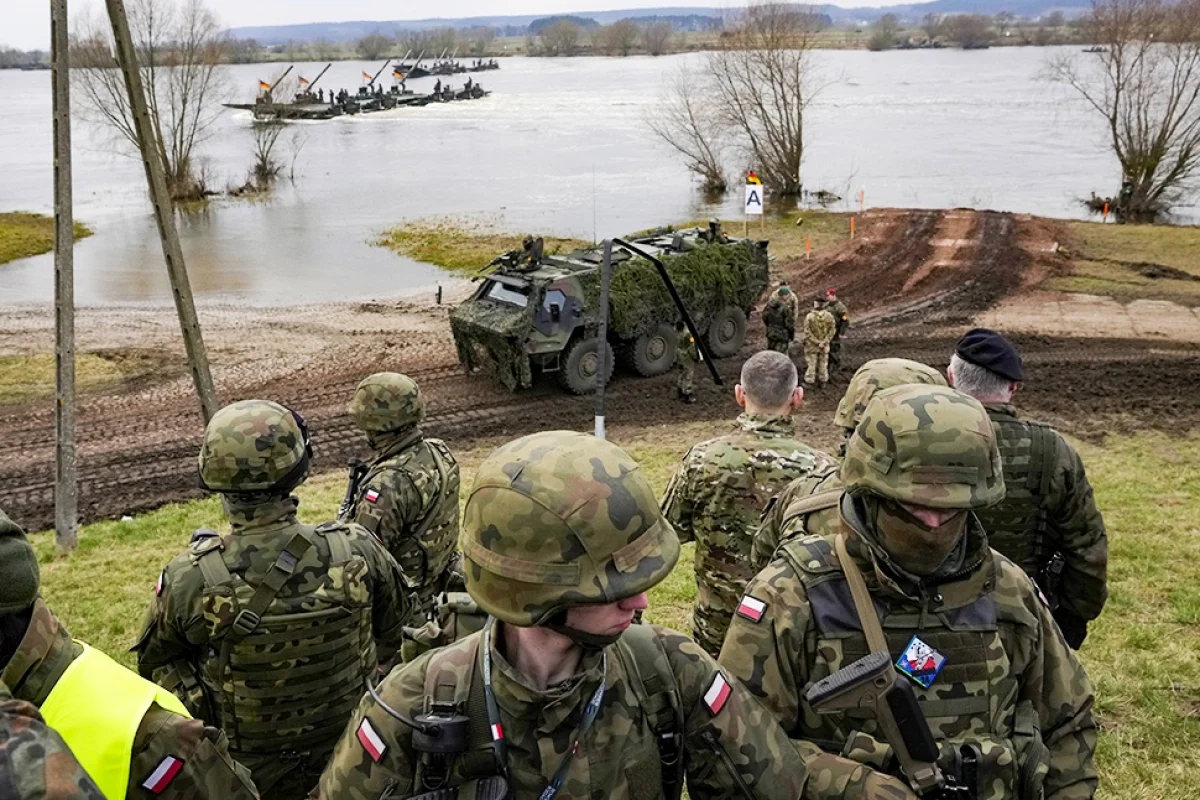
[51,0,77,550]
[594,240,612,441]
[104,0,217,422]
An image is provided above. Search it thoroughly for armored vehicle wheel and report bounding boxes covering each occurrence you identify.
[707,306,748,358]
[560,336,615,395]
[627,324,678,377]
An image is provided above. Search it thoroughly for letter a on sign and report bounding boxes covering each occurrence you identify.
[745,185,764,216]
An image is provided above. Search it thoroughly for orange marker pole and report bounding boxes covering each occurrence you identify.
[1102,202,1110,222]
[806,234,812,259]
[850,216,856,239]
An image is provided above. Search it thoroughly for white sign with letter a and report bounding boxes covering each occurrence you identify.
[745,185,764,216]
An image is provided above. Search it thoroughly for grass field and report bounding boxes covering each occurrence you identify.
[25,426,1200,797]
[0,350,171,406]
[1055,222,1200,305]
[0,212,92,266]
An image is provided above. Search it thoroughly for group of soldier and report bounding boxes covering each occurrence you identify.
[1,324,1105,798]
[762,283,851,388]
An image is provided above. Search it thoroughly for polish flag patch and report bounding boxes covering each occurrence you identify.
[141,756,183,794]
[356,718,387,763]
[365,489,381,504]
[704,673,732,716]
[491,722,504,741]
[736,595,767,623]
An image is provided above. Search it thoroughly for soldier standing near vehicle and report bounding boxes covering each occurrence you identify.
[0,508,259,800]
[762,284,797,355]
[662,351,837,657]
[342,373,461,627]
[825,288,850,370]
[802,295,837,387]
[317,430,808,799]
[674,320,699,404]
[948,328,1108,649]
[135,400,410,799]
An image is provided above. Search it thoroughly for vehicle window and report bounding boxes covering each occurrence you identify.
[483,281,530,308]
[543,289,567,313]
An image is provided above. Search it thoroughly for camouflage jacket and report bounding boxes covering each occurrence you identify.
[719,500,1098,800]
[343,429,462,618]
[676,328,699,364]
[803,311,836,346]
[827,301,849,336]
[0,678,105,799]
[316,623,807,799]
[976,404,1108,624]
[752,465,843,569]
[2,600,257,799]
[762,297,795,339]
[134,497,409,796]
[661,414,838,656]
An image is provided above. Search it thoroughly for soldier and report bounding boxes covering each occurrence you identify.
[0,679,105,799]
[802,295,837,387]
[342,373,461,627]
[754,358,948,569]
[674,320,699,404]
[825,288,850,369]
[134,400,410,799]
[0,508,258,799]
[948,328,1108,649]
[721,385,1098,800]
[762,284,796,355]
[662,350,838,657]
[317,430,808,799]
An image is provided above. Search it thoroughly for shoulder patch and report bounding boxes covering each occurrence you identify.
[703,672,732,715]
[141,756,184,794]
[780,534,839,575]
[356,718,387,763]
[364,488,381,504]
[736,595,767,623]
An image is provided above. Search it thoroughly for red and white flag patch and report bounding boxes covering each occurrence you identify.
[141,756,183,794]
[704,673,732,716]
[356,718,387,763]
[365,489,381,504]
[491,722,504,741]
[736,595,767,623]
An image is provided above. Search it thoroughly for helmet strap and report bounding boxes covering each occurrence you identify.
[545,613,623,651]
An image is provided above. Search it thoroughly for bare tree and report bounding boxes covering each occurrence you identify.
[647,67,729,192]
[312,37,338,60]
[948,15,995,49]
[541,20,583,56]
[358,31,393,60]
[1047,0,1200,221]
[464,27,496,57]
[642,21,675,56]
[995,11,1016,38]
[869,13,900,50]
[249,120,284,189]
[596,19,640,56]
[922,13,948,42]
[71,0,228,202]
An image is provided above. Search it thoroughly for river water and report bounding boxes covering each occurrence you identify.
[1,48,1191,306]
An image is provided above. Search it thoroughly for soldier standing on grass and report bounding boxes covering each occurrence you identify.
[674,320,699,404]
[661,351,837,657]
[948,328,1108,649]
[802,295,837,387]
[134,400,410,799]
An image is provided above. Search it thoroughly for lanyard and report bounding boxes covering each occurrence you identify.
[481,619,607,800]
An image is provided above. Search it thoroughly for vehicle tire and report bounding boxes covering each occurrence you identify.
[707,306,748,358]
[627,324,678,377]
[559,336,615,395]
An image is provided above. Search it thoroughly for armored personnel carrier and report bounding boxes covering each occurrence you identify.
[449,225,770,393]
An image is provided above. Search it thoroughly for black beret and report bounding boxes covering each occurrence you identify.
[955,328,1024,381]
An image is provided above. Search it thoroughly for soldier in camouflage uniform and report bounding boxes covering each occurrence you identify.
[949,329,1108,649]
[317,430,808,799]
[753,358,949,569]
[0,508,257,800]
[0,678,104,799]
[721,385,1098,800]
[825,288,850,370]
[342,373,462,626]
[802,296,837,387]
[762,284,797,355]
[674,321,699,404]
[662,351,838,657]
[134,400,410,799]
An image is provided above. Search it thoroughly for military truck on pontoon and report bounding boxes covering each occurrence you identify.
[449,224,770,394]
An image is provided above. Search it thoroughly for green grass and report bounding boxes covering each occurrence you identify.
[375,217,590,275]
[0,212,92,265]
[1054,222,1200,305]
[0,351,171,406]
[27,427,1199,796]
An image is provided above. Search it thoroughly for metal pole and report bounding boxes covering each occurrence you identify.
[104,0,217,422]
[594,240,612,440]
[51,0,77,551]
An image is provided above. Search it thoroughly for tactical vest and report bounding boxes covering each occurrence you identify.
[973,413,1057,577]
[408,624,685,800]
[355,436,460,593]
[191,523,377,760]
[778,535,1049,800]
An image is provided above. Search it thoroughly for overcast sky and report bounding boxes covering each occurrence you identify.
[8,0,909,50]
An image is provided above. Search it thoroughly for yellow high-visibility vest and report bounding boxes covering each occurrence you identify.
[40,643,191,800]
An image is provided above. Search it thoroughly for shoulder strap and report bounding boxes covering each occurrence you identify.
[316,521,354,564]
[835,534,889,655]
[782,489,842,529]
[617,625,685,800]
[420,635,498,785]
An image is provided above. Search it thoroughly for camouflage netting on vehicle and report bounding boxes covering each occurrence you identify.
[450,305,533,391]
[583,241,767,340]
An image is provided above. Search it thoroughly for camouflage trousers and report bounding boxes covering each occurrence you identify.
[676,360,696,398]
[829,336,843,369]
[766,335,792,355]
[694,565,753,658]
[804,343,829,386]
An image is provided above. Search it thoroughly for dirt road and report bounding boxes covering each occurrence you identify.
[2,209,1196,531]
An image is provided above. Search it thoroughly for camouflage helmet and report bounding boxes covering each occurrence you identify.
[461,430,680,627]
[841,385,1004,510]
[834,358,948,432]
[198,400,312,493]
[349,372,425,437]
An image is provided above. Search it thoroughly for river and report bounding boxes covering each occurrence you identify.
[1,47,1189,306]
